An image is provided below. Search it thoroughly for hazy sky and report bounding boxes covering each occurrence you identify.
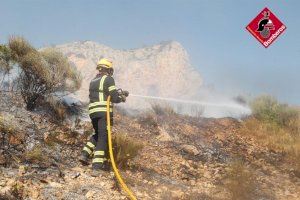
[0,0,299,104]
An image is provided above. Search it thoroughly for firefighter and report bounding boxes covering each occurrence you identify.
[79,58,127,176]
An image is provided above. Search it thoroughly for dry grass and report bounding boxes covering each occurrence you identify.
[44,132,61,147]
[8,36,35,61]
[150,102,176,116]
[190,104,204,118]
[41,48,82,92]
[0,181,24,200]
[10,182,24,200]
[113,133,143,169]
[0,113,25,145]
[137,111,158,128]
[46,96,68,122]
[181,192,212,200]
[24,145,48,164]
[0,113,17,134]
[239,95,300,174]
[223,160,258,200]
[239,117,300,171]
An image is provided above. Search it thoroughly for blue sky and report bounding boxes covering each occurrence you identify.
[0,0,299,104]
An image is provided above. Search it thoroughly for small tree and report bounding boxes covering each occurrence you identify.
[8,36,82,110]
[18,52,51,110]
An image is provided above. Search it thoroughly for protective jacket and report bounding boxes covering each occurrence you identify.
[88,74,121,119]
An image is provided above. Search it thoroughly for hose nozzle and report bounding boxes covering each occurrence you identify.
[117,89,129,97]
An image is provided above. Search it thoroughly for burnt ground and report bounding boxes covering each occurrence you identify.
[0,92,299,200]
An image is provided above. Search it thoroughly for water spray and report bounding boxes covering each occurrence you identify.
[129,94,251,113]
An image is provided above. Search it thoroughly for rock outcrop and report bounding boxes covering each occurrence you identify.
[53,41,203,103]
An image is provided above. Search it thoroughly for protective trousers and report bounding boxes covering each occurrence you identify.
[82,116,109,169]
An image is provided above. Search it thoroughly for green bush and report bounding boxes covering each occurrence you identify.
[0,44,14,88]
[7,36,82,110]
[0,44,13,74]
[251,95,299,127]
[276,105,299,129]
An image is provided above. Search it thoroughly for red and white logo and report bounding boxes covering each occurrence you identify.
[246,7,286,48]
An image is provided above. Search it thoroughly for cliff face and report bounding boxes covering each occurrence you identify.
[53,41,203,102]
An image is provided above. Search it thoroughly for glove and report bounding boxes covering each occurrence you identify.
[120,95,126,102]
[117,89,129,102]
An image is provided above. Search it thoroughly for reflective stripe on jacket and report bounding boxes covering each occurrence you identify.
[88,74,121,119]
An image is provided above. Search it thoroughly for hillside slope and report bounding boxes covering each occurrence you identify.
[0,93,299,200]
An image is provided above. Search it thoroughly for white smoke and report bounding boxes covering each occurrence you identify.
[121,92,251,119]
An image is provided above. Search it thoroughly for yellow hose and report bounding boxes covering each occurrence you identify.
[106,96,137,200]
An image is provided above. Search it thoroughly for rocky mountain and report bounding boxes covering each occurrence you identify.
[52,41,252,119]
[53,41,203,103]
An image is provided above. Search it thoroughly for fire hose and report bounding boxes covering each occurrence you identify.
[106,95,137,200]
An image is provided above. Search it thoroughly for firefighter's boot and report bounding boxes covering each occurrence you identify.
[91,168,103,177]
[80,141,96,165]
[91,163,105,177]
[91,161,110,177]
